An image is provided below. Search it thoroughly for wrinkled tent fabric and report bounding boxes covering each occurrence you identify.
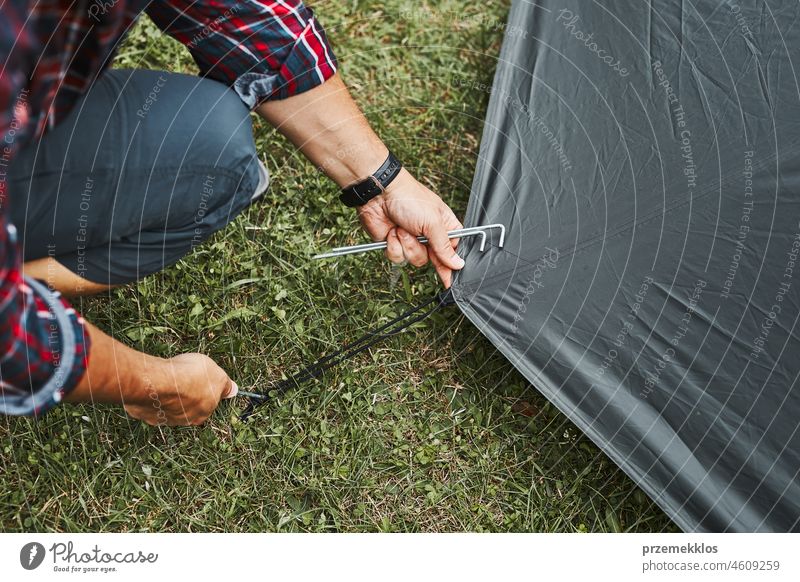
[452,0,800,532]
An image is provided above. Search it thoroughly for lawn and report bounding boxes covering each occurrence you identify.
[0,0,675,532]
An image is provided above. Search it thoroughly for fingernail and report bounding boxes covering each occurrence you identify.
[226,381,239,399]
[453,254,465,269]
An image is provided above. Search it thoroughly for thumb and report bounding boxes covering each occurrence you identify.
[426,222,465,271]
[357,200,393,242]
[222,380,239,399]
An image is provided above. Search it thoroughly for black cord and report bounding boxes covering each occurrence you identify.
[239,289,454,421]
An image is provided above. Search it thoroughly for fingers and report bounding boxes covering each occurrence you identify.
[396,228,429,267]
[425,222,465,272]
[357,199,393,242]
[199,355,235,408]
[446,209,464,233]
[124,353,236,427]
[385,228,405,264]
[385,224,461,287]
[222,380,239,400]
[386,229,455,287]
[429,253,453,289]
[386,228,431,267]
[448,215,464,255]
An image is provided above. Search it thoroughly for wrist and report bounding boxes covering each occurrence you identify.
[337,143,389,187]
[340,150,403,207]
[359,168,416,212]
[131,355,174,406]
[381,167,414,195]
[66,323,170,406]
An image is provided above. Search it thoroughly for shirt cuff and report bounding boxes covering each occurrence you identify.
[1,278,91,417]
[233,9,338,108]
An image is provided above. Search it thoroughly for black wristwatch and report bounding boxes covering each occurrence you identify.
[339,151,402,207]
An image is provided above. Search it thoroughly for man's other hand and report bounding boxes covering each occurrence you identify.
[65,322,239,427]
[123,353,238,426]
[357,169,465,288]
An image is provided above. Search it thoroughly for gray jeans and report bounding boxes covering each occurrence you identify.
[9,69,268,285]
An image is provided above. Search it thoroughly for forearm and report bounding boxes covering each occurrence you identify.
[63,322,235,425]
[64,323,156,406]
[256,73,388,187]
[257,72,464,287]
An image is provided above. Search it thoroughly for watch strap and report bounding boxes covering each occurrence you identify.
[339,151,402,207]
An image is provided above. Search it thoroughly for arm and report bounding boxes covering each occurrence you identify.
[147,0,465,286]
[256,74,465,286]
[64,323,236,426]
[0,4,90,417]
[0,1,234,424]
[4,252,236,424]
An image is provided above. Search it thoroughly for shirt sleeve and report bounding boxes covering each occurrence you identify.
[145,0,338,107]
[0,0,91,417]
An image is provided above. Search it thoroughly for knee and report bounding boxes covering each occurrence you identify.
[112,70,258,176]
[191,84,258,173]
[186,84,263,210]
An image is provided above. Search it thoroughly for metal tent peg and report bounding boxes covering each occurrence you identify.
[312,223,506,260]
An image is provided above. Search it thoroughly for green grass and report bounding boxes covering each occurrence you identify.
[0,0,675,532]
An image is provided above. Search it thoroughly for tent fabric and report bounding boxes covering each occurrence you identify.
[451,0,800,532]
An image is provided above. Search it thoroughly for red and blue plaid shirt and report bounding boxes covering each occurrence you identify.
[0,0,337,416]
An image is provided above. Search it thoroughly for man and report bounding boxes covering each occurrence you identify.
[0,1,464,425]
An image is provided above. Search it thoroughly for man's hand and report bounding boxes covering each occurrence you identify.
[65,323,238,426]
[123,353,238,426]
[358,169,464,287]
[256,75,465,286]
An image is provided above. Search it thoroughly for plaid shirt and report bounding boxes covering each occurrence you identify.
[0,0,337,416]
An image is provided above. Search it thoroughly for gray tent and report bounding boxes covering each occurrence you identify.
[451,0,800,531]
